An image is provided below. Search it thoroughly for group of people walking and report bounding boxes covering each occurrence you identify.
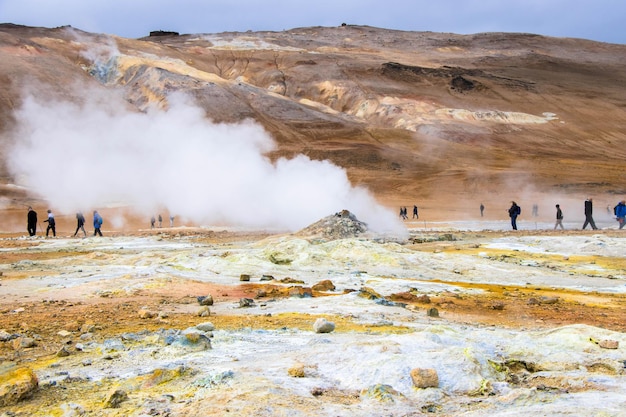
[26,207,103,237]
[506,198,626,231]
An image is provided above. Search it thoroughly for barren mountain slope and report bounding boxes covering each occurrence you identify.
[0,24,625,215]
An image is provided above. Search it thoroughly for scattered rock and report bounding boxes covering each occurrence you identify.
[0,330,13,341]
[239,298,255,308]
[360,384,401,402]
[288,364,306,378]
[410,368,439,388]
[427,307,439,317]
[197,306,210,317]
[0,367,39,406]
[195,322,215,332]
[279,277,304,284]
[138,309,156,319]
[103,388,128,408]
[57,346,71,357]
[289,287,313,298]
[260,274,274,281]
[240,274,251,282]
[312,280,335,291]
[197,295,214,306]
[12,337,36,350]
[175,332,212,351]
[313,318,335,333]
[599,339,619,349]
[490,302,505,310]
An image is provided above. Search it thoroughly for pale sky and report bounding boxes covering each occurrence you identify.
[0,0,624,44]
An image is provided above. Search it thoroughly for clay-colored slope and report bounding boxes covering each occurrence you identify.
[0,24,624,212]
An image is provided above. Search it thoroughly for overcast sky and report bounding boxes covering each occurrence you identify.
[1,0,624,44]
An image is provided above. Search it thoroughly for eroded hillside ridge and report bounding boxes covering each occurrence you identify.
[1,24,625,206]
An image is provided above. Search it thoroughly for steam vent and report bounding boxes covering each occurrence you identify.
[295,209,368,241]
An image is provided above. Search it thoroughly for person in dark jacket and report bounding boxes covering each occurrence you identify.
[74,212,86,237]
[27,206,37,236]
[554,204,564,230]
[508,201,521,230]
[582,198,598,230]
[93,210,103,236]
[44,209,56,237]
[614,200,626,230]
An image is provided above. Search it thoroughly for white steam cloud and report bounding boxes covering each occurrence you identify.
[7,89,405,234]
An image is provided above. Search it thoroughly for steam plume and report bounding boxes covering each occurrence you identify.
[7,89,405,234]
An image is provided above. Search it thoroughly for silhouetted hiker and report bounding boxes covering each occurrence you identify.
[74,212,86,237]
[554,204,564,230]
[27,206,37,236]
[582,198,598,230]
[93,210,103,236]
[158,214,163,228]
[413,205,419,219]
[614,200,626,230]
[508,201,521,230]
[44,209,56,237]
[170,215,175,227]
[480,203,484,217]
[151,216,156,229]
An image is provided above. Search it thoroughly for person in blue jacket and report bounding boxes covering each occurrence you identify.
[614,200,626,230]
[508,201,521,230]
[93,210,103,236]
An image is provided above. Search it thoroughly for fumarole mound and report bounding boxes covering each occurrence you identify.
[295,209,368,241]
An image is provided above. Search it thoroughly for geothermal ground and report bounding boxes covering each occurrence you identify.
[0,214,625,416]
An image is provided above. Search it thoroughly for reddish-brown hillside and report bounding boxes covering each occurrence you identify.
[0,24,625,219]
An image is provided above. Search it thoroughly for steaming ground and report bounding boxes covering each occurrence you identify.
[6,90,404,235]
[0,219,625,416]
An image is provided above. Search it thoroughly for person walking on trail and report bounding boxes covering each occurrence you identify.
[554,204,564,230]
[508,201,521,230]
[582,198,598,230]
[170,215,175,227]
[74,212,86,237]
[44,209,56,237]
[151,216,156,229]
[480,203,484,217]
[614,200,626,230]
[158,214,163,228]
[27,206,37,236]
[412,205,419,219]
[93,210,103,236]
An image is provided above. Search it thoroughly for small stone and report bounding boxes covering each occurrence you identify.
[427,308,439,317]
[12,337,36,350]
[240,274,251,282]
[195,322,215,332]
[260,275,274,281]
[239,298,255,308]
[0,330,12,341]
[57,346,71,357]
[197,306,210,317]
[103,389,128,408]
[410,368,439,388]
[197,295,214,306]
[288,364,305,378]
[313,318,335,333]
[312,280,335,291]
[57,330,72,337]
[599,339,619,349]
[138,309,156,319]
